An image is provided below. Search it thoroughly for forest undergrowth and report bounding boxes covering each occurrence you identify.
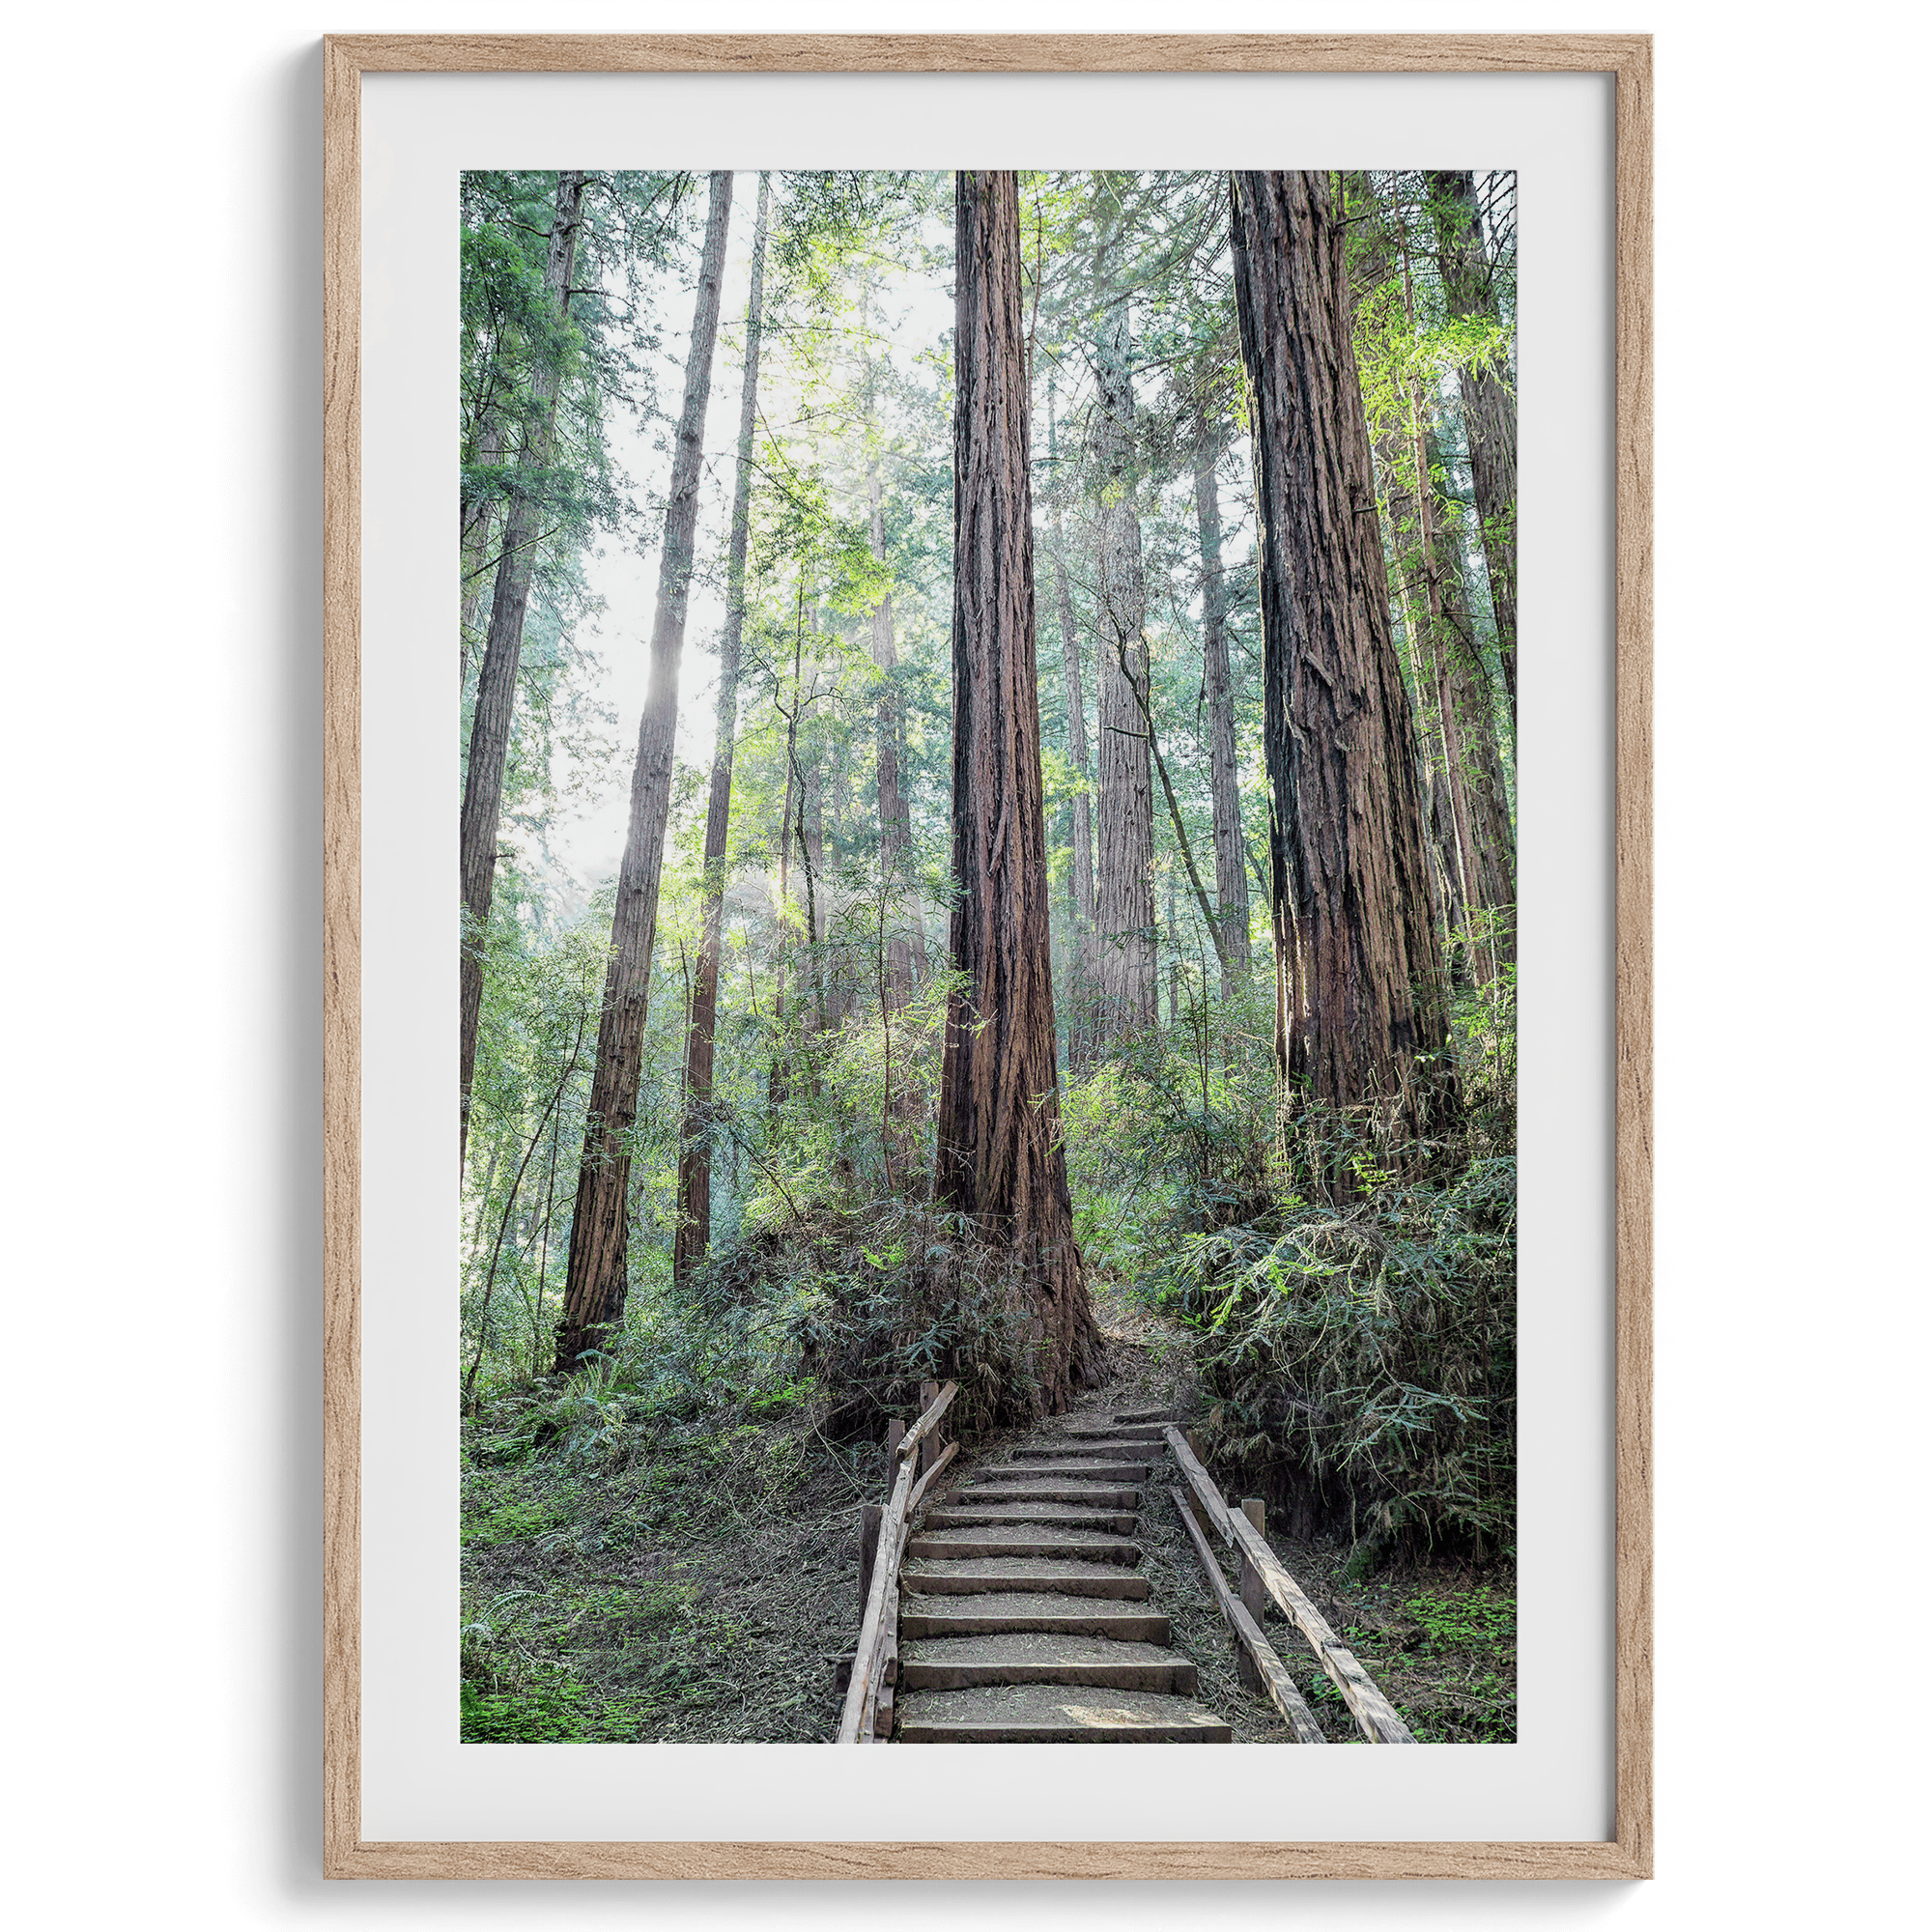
[460,959,1516,1744]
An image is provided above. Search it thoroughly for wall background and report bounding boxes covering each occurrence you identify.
[1,3,1919,1924]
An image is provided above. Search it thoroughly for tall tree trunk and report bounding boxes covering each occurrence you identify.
[1091,202,1156,1040]
[1046,381,1095,1068]
[1193,404,1250,994]
[1379,496,1471,966]
[673,171,769,1287]
[1426,429,1516,938]
[459,170,585,1167]
[460,416,504,694]
[554,172,733,1372]
[1430,169,1517,729]
[1395,230,1516,973]
[800,741,829,1033]
[768,615,801,1113]
[1230,170,1451,1132]
[827,726,854,1028]
[937,169,1102,1411]
[867,459,925,1002]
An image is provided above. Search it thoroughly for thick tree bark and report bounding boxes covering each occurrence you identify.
[674,172,769,1287]
[1430,169,1517,729]
[459,171,585,1168]
[936,170,1102,1411]
[1193,405,1251,993]
[554,172,733,1372]
[1091,211,1156,1040]
[1046,382,1095,1067]
[1230,170,1451,1130]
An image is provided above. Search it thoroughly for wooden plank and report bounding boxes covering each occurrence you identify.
[1163,1426,1414,1744]
[1161,1425,1232,1539]
[895,1378,957,1463]
[919,1379,941,1478]
[1168,1488,1324,1746]
[837,1450,917,1743]
[1224,1509,1415,1745]
[905,1438,958,1517]
[860,1561,902,1743]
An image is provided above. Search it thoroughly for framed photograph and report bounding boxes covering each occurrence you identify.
[324,33,1651,1880]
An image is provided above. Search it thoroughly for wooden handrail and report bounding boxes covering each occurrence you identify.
[906,1437,957,1516]
[1163,1426,1416,1745]
[838,1449,916,1743]
[894,1378,957,1462]
[1170,1487,1325,1744]
[838,1380,959,1744]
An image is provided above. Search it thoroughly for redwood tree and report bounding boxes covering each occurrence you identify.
[673,171,770,1286]
[459,169,584,1166]
[554,172,733,1371]
[1046,381,1095,1064]
[1430,169,1517,729]
[935,169,1101,1410]
[1193,401,1250,991]
[1090,191,1156,1040]
[1230,170,1450,1127]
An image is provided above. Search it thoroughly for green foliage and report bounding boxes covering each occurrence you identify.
[1406,1585,1514,1655]
[1062,974,1279,1275]
[464,1492,577,1547]
[460,1678,587,1743]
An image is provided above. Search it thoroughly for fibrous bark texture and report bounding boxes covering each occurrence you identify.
[459,170,584,1167]
[1430,169,1517,729]
[1230,170,1450,1128]
[555,172,733,1370]
[1194,408,1250,993]
[674,171,770,1286]
[936,169,1102,1411]
[1047,384,1095,1065]
[1091,250,1156,1039]
[1377,409,1517,977]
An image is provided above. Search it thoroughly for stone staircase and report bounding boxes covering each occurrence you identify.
[891,1409,1232,1743]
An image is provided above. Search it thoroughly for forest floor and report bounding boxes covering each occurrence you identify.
[459,1284,1515,1744]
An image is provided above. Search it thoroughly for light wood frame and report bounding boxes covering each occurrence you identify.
[323,31,1652,1882]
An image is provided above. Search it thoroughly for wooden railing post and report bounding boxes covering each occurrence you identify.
[1237,1498,1267,1690]
[858,1501,883,1615]
[884,1416,905,1465]
[919,1380,945,1478]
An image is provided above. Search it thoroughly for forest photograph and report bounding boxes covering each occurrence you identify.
[457,166,1518,1747]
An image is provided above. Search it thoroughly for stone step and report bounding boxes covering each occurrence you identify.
[1109,1407,1177,1425]
[956,1481,1143,1507]
[899,1632,1200,1694]
[923,1502,1141,1535]
[1007,1441,1159,1463]
[970,1460,1153,1481]
[907,1530,1142,1564]
[900,1592,1171,1643]
[900,1557,1151,1599]
[895,1684,1231,1744]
